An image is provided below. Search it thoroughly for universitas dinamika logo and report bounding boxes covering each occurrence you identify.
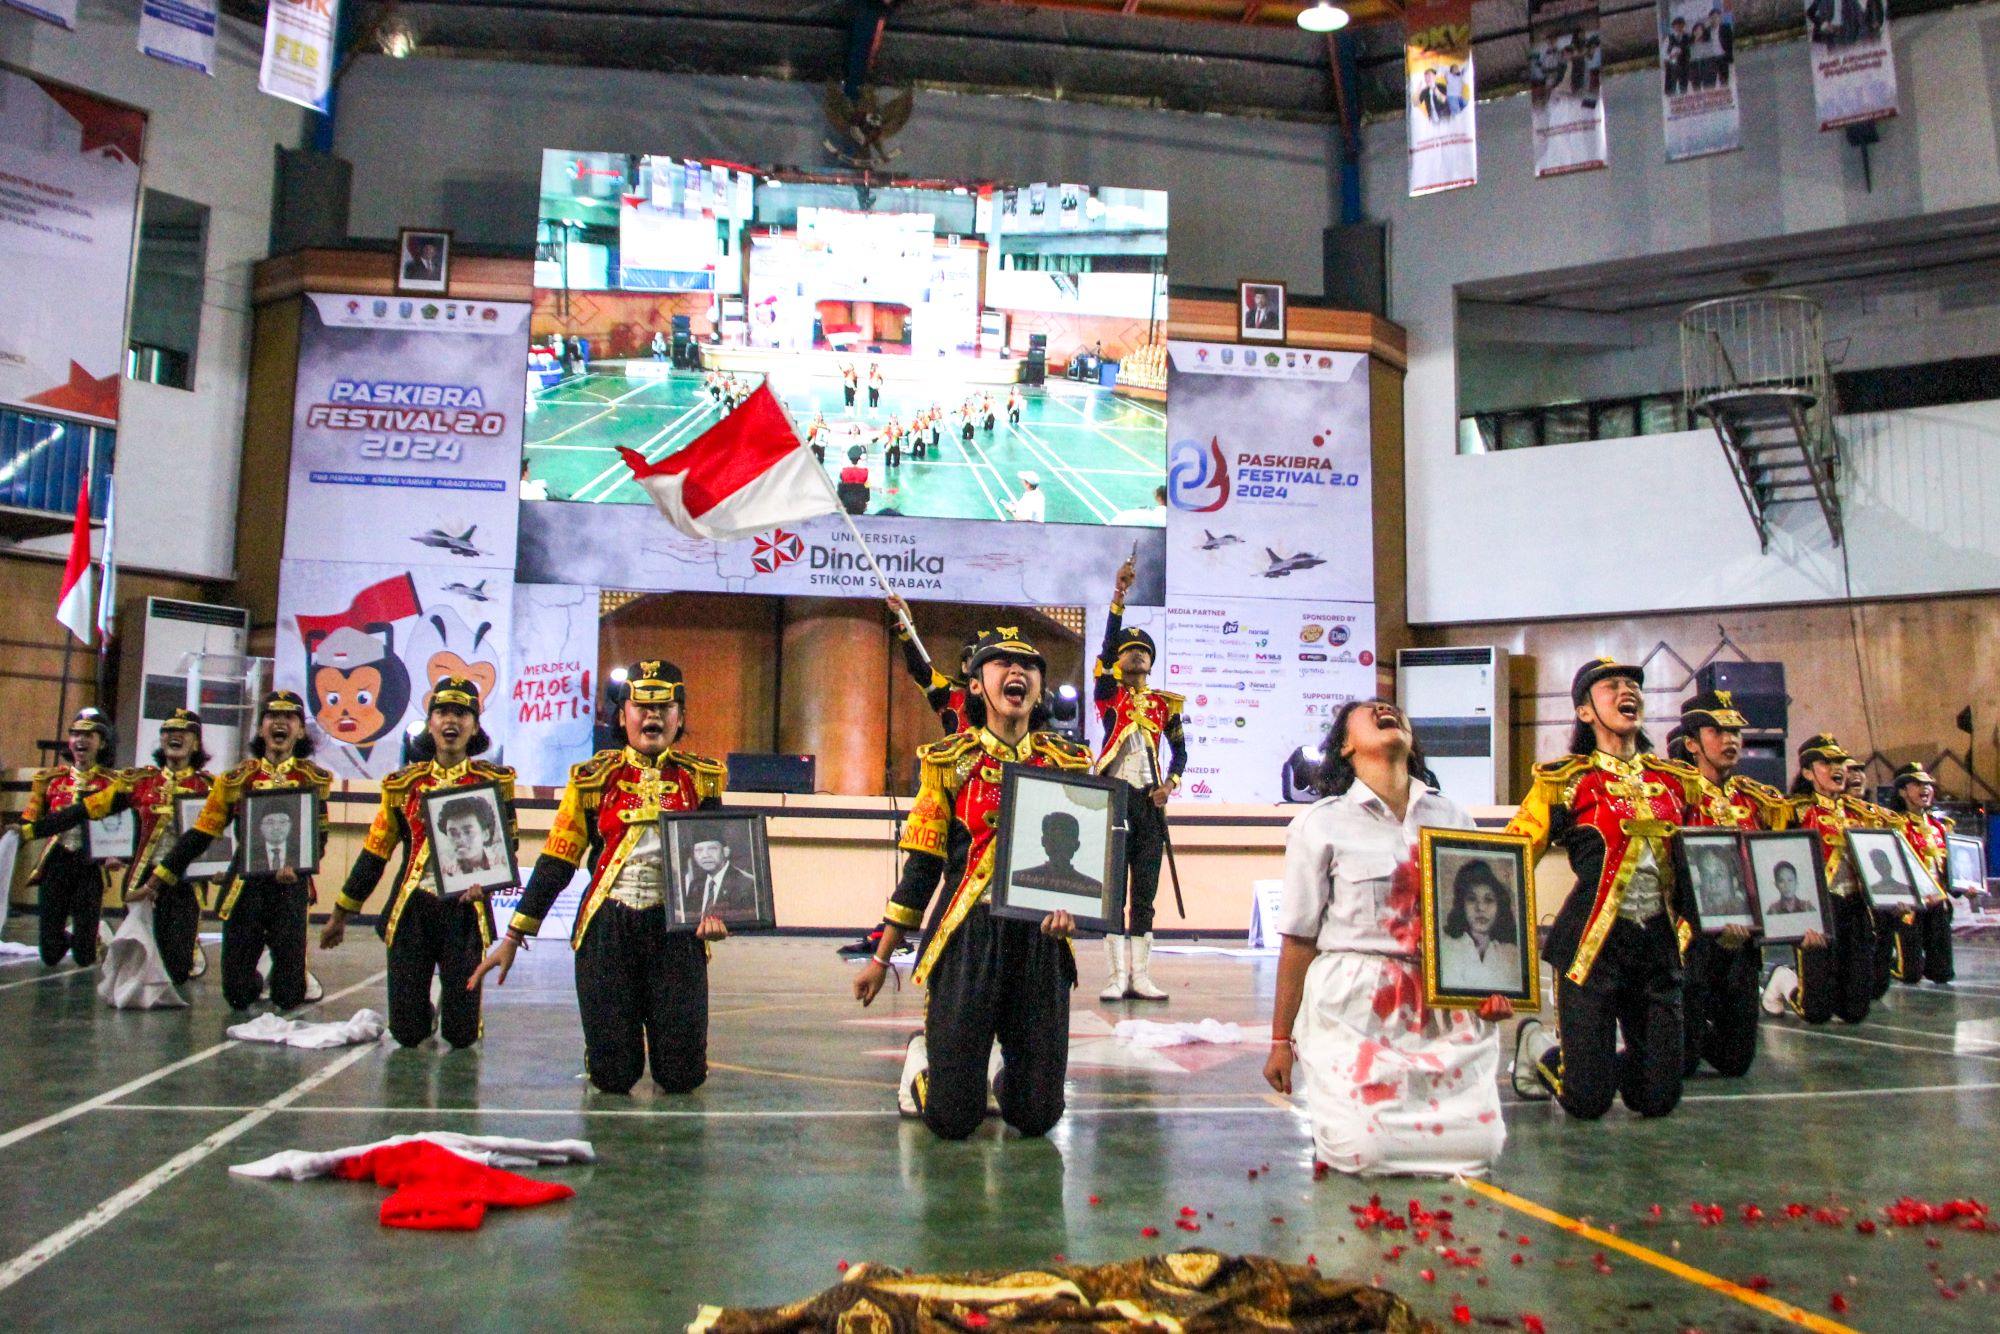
[1167,436,1230,513]
[752,529,804,574]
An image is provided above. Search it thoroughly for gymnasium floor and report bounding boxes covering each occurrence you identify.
[524,368,1165,524]
[3,931,1999,1332]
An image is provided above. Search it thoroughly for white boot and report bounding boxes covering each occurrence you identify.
[1127,934,1169,1001]
[1762,964,1797,1016]
[1099,935,1130,1001]
[897,1032,927,1118]
[986,1040,1004,1116]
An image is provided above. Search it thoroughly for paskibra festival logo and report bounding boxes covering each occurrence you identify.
[1168,436,1231,513]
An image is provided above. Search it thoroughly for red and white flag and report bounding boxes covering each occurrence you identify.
[55,459,95,646]
[619,382,835,541]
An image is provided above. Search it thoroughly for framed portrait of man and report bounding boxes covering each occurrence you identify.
[1418,828,1539,1009]
[238,787,320,877]
[1848,828,1926,911]
[988,766,1128,935]
[423,782,518,899]
[396,227,452,295]
[1238,279,1287,343]
[175,795,235,880]
[86,807,138,862]
[1946,834,1988,902]
[1744,831,1830,944]
[1676,830,1758,933]
[661,811,774,932]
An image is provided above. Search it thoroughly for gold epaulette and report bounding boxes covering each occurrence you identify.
[469,760,517,784]
[1646,753,1702,781]
[1030,733,1095,771]
[219,759,260,795]
[28,766,63,787]
[1938,813,1957,835]
[1732,776,1787,807]
[381,763,427,798]
[1850,798,1900,826]
[665,748,726,803]
[915,732,979,791]
[1155,688,1187,709]
[567,749,626,791]
[291,760,336,791]
[1530,755,1591,782]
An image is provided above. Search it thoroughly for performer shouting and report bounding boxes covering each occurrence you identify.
[469,661,729,1094]
[136,692,333,1010]
[887,594,980,735]
[1509,658,1698,1120]
[1889,761,1955,986]
[18,709,122,967]
[853,628,1091,1140]
[1093,557,1186,1002]
[321,679,516,1048]
[1263,700,1510,1177]
[95,709,218,985]
[1669,692,1788,1079]
[1763,734,1882,1024]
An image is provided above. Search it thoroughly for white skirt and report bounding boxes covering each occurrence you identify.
[1293,950,1504,1178]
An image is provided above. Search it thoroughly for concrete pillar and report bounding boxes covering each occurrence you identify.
[777,598,888,795]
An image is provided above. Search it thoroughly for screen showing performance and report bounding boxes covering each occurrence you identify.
[527,150,1169,528]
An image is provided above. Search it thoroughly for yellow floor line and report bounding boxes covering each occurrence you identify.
[1460,1179,1859,1334]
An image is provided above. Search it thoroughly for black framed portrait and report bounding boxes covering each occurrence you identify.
[396,227,452,294]
[238,787,321,877]
[660,810,775,932]
[1238,279,1287,344]
[86,807,138,862]
[1743,831,1830,944]
[1418,828,1540,1009]
[1847,828,1927,911]
[423,781,519,899]
[988,765,1128,935]
[1677,830,1758,933]
[1946,834,1987,900]
[175,795,235,879]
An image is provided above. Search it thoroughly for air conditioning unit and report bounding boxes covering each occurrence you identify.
[1396,647,1510,807]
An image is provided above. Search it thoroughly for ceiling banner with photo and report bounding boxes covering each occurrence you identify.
[1658,0,1741,161]
[1528,0,1608,178]
[1805,0,1899,131]
[1404,0,1479,197]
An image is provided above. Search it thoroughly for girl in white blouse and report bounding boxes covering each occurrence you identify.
[1263,700,1511,1177]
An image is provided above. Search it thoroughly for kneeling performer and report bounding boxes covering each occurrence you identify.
[469,661,728,1094]
[853,628,1089,1140]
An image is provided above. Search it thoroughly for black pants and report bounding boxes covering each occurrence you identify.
[388,893,492,1048]
[1919,899,1955,983]
[1550,914,1683,1120]
[36,849,103,967]
[886,442,901,468]
[1794,891,1873,1023]
[154,881,203,987]
[1875,909,1922,996]
[1680,934,1760,1078]
[868,386,880,407]
[1120,790,1166,935]
[574,902,708,1094]
[843,386,856,406]
[222,878,310,1010]
[920,903,1073,1140]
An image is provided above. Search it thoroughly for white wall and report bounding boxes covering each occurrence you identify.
[1,3,306,580]
[331,55,1341,294]
[1362,6,2000,623]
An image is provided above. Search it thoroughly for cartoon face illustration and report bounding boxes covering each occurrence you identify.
[306,625,412,756]
[404,607,504,755]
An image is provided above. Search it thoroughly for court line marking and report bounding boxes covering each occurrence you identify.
[1857,1019,1999,1048]
[523,377,661,451]
[569,397,715,503]
[95,1102,1283,1119]
[1681,1079,2000,1103]
[1460,1178,1861,1334]
[1044,394,1167,472]
[0,1043,378,1296]
[0,970,386,1155]
[1762,1024,2000,1062]
[1012,420,1118,523]
[0,963,96,993]
[1119,396,1167,424]
[954,426,1017,521]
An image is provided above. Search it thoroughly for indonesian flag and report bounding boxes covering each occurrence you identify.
[55,460,94,646]
[619,382,836,541]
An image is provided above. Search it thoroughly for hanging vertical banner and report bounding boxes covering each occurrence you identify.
[0,0,76,29]
[139,0,220,77]
[1404,0,1478,197]
[1805,0,1898,130]
[1528,0,1607,178]
[1658,0,1740,160]
[259,0,341,113]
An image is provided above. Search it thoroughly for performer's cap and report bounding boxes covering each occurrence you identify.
[429,677,483,715]
[261,691,307,716]
[1570,656,1643,706]
[624,659,685,706]
[68,708,112,737]
[1797,732,1853,766]
[158,708,203,734]
[967,627,1046,676]
[1018,471,1040,487]
[1115,626,1158,663]
[1679,689,1747,731]
[1892,761,1938,788]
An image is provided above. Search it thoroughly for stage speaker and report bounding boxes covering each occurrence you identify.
[728,752,816,795]
[269,146,351,254]
[1737,735,1788,790]
[1027,334,1048,352]
[1322,222,1387,317]
[1693,661,1788,731]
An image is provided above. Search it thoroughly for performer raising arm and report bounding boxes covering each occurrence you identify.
[887,594,981,735]
[468,661,728,1095]
[321,679,516,1049]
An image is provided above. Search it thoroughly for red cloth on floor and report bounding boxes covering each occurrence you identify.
[329,1140,576,1230]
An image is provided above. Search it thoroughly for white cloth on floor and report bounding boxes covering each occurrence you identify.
[96,902,188,1009]
[227,1008,386,1049]
[1113,1018,1244,1048]
[231,1133,596,1180]
[0,831,34,961]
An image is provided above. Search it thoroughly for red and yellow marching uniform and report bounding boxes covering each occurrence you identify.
[339,758,517,947]
[1781,734,1900,1022]
[1902,808,1953,885]
[1685,773,1785,833]
[20,762,121,967]
[161,755,334,918]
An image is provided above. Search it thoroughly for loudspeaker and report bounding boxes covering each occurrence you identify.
[1027,334,1048,351]
[1322,222,1387,317]
[269,146,351,254]
[1694,661,1788,731]
[1737,736,1788,791]
[727,752,816,795]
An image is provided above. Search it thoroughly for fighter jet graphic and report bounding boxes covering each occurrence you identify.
[1198,530,1242,551]
[442,579,491,602]
[411,526,486,558]
[1260,548,1326,578]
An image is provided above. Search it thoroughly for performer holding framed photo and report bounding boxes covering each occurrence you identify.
[988,767,1127,935]
[1263,700,1511,1179]
[664,812,774,932]
[1765,735,1889,1025]
[1745,833,1833,945]
[17,709,122,967]
[1889,762,1958,985]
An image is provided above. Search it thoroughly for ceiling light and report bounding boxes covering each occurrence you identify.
[380,22,416,57]
[1297,2,1349,32]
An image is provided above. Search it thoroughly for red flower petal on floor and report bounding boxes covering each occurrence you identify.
[1420,1269,1436,1283]
[1518,1236,1531,1246]
[1511,1255,1525,1266]
[1271,1216,1286,1225]
[1248,1168,1260,1180]
[1307,1254,1318,1267]
[836,1260,849,1273]
[1856,1220,1878,1235]
[1830,1293,1850,1313]
[1926,1237,1943,1249]
[1140,1226,1159,1238]
[1451,1303,1472,1325]
[1180,1206,1197,1217]
[1742,1205,1766,1224]
[1088,1195,1101,1206]
[1051,1253,1066,1263]
[1522,1316,1547,1334]
[1743,1275,1772,1292]
[1649,1204,1663,1218]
